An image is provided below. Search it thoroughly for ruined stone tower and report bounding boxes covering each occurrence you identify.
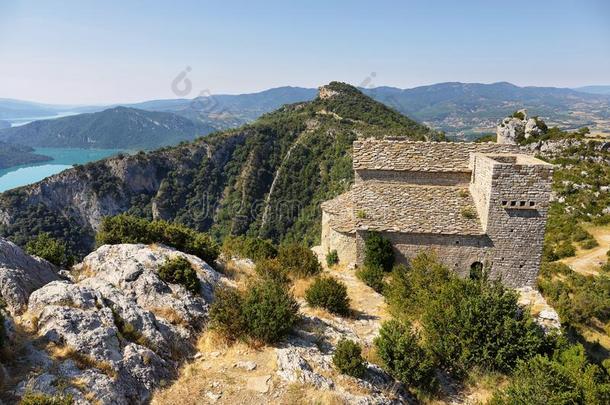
[320,139,553,288]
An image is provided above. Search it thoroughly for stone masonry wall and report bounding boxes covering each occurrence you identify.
[321,211,357,265]
[355,169,471,186]
[355,230,493,277]
[472,154,553,287]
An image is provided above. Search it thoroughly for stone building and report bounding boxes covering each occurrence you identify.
[320,138,553,287]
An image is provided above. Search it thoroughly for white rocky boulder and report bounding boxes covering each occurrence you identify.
[0,238,59,315]
[14,243,223,404]
[497,109,546,144]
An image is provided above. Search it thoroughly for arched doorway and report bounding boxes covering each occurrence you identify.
[470,261,484,280]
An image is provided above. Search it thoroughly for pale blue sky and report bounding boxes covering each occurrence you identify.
[1,0,609,104]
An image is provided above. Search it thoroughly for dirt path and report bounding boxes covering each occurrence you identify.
[561,224,610,275]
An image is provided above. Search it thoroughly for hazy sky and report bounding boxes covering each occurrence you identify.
[1,0,609,104]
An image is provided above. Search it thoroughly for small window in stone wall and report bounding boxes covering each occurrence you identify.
[502,200,537,209]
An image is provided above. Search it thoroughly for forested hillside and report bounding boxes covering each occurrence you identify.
[0,82,441,256]
[0,106,214,149]
[0,141,51,168]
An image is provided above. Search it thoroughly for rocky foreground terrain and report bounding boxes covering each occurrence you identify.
[0,238,561,404]
[0,240,221,403]
[0,239,411,404]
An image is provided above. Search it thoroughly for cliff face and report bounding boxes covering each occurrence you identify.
[0,83,439,256]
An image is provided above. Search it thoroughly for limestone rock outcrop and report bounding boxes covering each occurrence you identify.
[6,243,223,404]
[0,238,59,315]
[496,109,545,144]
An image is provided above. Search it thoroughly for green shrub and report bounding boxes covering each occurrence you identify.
[363,232,394,272]
[254,258,290,285]
[157,256,200,295]
[19,393,74,405]
[209,286,246,340]
[460,206,477,219]
[97,214,219,263]
[490,345,610,405]
[356,265,386,293]
[422,277,552,375]
[222,236,277,262]
[572,226,590,242]
[305,277,350,316]
[555,241,576,259]
[580,238,599,250]
[326,249,339,267]
[538,266,610,327]
[385,253,451,320]
[277,243,321,278]
[512,110,525,120]
[333,339,366,378]
[375,320,437,392]
[242,279,300,343]
[26,233,72,267]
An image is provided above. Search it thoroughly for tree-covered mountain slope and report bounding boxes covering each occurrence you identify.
[0,106,214,150]
[0,142,51,169]
[0,82,441,255]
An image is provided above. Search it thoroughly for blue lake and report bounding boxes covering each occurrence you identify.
[0,148,123,192]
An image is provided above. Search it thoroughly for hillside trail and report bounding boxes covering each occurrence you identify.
[561,224,610,276]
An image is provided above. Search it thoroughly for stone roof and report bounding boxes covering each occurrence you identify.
[353,139,522,172]
[323,181,484,235]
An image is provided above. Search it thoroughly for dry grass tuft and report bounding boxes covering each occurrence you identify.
[50,344,117,379]
[149,307,188,327]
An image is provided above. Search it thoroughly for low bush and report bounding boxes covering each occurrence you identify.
[19,393,74,405]
[209,279,299,344]
[490,345,610,404]
[555,240,576,259]
[26,233,72,267]
[158,256,200,295]
[209,286,246,340]
[375,320,437,392]
[241,279,300,343]
[333,339,366,378]
[538,262,610,327]
[222,235,277,262]
[422,277,552,375]
[277,243,321,278]
[254,258,290,285]
[385,253,451,320]
[363,232,394,272]
[97,214,219,263]
[356,265,386,293]
[326,249,339,267]
[580,238,599,250]
[305,277,350,315]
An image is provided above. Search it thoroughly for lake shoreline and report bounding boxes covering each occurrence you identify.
[0,147,124,192]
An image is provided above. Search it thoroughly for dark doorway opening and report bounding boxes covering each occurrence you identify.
[470,261,484,280]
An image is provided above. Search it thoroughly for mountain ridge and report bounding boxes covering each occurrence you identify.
[0,106,215,150]
[3,82,609,138]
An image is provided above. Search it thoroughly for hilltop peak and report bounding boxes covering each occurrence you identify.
[318,81,362,100]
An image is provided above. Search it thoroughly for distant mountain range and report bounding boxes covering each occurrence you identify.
[0,107,214,149]
[1,82,609,140]
[573,85,610,95]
